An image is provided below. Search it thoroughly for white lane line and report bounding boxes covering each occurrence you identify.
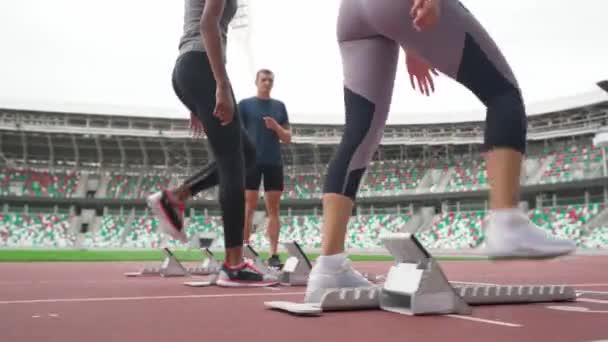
[446,314,522,328]
[546,305,608,314]
[48,313,59,318]
[569,283,608,287]
[577,290,608,295]
[578,298,608,305]
[32,315,40,318]
[0,291,305,305]
[263,287,281,291]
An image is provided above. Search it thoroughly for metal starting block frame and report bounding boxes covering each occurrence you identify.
[265,233,577,316]
[124,248,190,277]
[187,237,222,275]
[125,237,221,278]
[243,244,278,275]
[244,241,312,286]
[278,241,312,286]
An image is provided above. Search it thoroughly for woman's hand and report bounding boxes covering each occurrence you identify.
[213,84,235,126]
[411,0,441,32]
[406,52,439,96]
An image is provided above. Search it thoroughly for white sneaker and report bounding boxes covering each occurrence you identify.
[484,211,576,259]
[304,258,373,303]
[147,191,187,243]
[216,260,279,288]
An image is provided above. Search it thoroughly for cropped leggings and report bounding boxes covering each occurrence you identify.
[324,0,527,200]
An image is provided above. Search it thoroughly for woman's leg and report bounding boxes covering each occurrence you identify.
[152,51,276,287]
[305,0,401,302]
[362,0,574,258]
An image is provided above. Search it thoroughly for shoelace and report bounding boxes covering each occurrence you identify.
[243,259,265,275]
[337,259,364,277]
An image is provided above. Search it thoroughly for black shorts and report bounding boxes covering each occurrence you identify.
[246,164,284,192]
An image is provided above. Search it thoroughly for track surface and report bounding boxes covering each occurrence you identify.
[1,256,608,342]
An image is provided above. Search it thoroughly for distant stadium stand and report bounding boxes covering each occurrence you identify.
[0,89,607,252]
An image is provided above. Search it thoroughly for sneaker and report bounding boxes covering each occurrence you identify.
[147,190,187,243]
[216,260,279,287]
[267,254,283,269]
[484,211,576,259]
[304,258,373,303]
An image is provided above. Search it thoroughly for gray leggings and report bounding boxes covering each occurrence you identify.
[324,0,527,200]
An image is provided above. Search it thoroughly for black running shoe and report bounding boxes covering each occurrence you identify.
[216,260,279,287]
[267,254,283,270]
[147,190,186,242]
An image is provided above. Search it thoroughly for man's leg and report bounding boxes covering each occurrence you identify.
[244,165,262,244]
[262,164,285,267]
[264,191,281,261]
[244,191,259,243]
[364,0,575,258]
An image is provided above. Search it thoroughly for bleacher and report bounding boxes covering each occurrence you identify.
[105,175,139,199]
[0,137,606,252]
[139,175,171,198]
[582,226,608,249]
[0,141,603,200]
[0,167,78,198]
[539,144,604,184]
[417,211,485,249]
[529,203,603,242]
[0,212,75,248]
[2,202,606,250]
[446,159,488,191]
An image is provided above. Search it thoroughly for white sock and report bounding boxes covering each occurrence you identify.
[490,208,522,226]
[314,253,347,272]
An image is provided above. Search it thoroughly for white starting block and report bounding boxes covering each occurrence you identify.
[278,241,312,286]
[187,237,222,275]
[125,237,221,278]
[244,241,312,286]
[184,273,219,287]
[243,244,278,275]
[265,233,577,316]
[124,248,190,278]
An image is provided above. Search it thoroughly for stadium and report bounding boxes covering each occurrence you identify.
[2,0,608,341]
[1,87,607,253]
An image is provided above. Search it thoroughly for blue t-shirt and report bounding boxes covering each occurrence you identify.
[239,97,289,166]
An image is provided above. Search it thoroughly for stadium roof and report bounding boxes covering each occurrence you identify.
[2,88,606,126]
[394,89,608,125]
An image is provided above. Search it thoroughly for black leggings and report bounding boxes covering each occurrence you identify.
[172,51,256,249]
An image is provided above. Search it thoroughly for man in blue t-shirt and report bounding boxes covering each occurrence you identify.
[239,69,292,268]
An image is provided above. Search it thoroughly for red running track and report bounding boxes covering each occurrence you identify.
[1,256,608,342]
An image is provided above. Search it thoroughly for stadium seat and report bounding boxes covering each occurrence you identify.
[0,167,78,198]
[0,213,75,248]
[446,159,488,191]
[105,175,139,199]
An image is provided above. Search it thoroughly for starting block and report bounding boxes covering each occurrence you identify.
[278,241,312,286]
[244,241,312,286]
[124,248,190,277]
[184,273,219,287]
[244,244,278,275]
[265,233,577,316]
[187,237,222,275]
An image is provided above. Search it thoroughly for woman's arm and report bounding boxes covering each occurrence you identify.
[200,0,235,125]
[200,0,230,88]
